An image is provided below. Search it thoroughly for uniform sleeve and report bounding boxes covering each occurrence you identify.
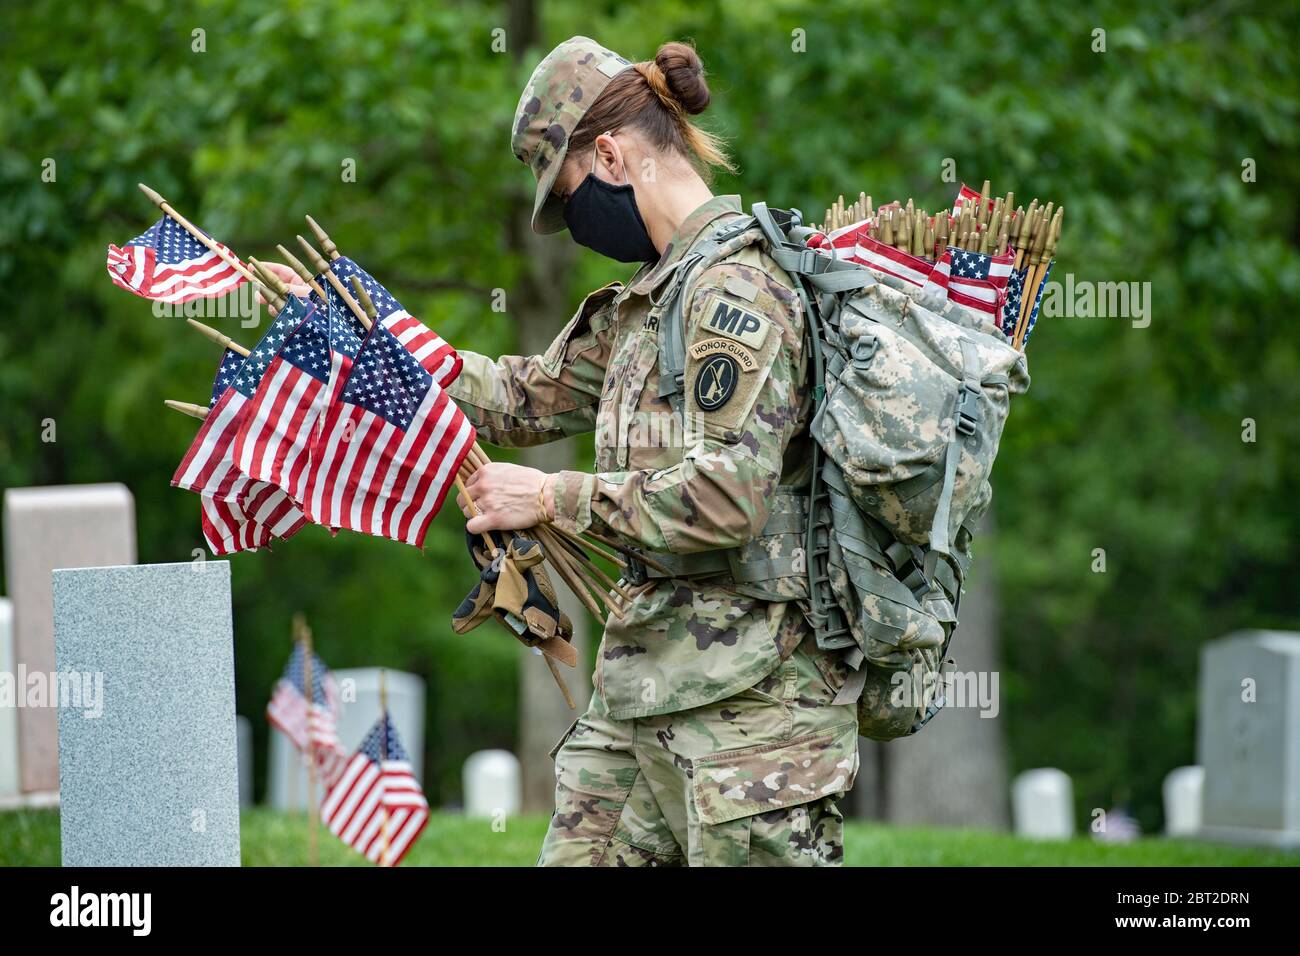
[448,283,620,447]
[551,260,807,553]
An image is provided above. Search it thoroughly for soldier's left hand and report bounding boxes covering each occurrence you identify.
[462,462,555,532]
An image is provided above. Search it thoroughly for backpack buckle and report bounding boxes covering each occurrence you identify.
[795,247,821,275]
[955,384,980,436]
[624,554,649,586]
[850,334,878,369]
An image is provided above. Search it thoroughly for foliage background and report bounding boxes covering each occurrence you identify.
[1,0,1296,830]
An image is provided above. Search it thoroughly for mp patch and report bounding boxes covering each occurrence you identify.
[701,293,769,350]
[693,354,740,412]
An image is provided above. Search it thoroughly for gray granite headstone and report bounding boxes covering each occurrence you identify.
[54,562,240,866]
[268,667,424,811]
[1197,630,1300,847]
[0,599,18,797]
[4,483,135,792]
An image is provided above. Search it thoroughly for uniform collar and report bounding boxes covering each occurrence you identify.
[628,194,743,296]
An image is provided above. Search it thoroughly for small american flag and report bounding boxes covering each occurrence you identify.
[300,325,474,546]
[1000,267,1025,338]
[172,305,306,503]
[195,349,304,553]
[266,642,342,756]
[951,182,983,216]
[321,713,429,867]
[922,246,1014,323]
[201,494,268,554]
[231,300,333,504]
[107,217,247,303]
[809,225,932,287]
[200,479,305,555]
[325,257,462,385]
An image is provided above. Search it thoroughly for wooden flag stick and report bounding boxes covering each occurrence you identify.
[455,475,500,557]
[246,257,288,312]
[164,399,208,421]
[275,245,332,303]
[546,530,634,604]
[466,444,655,574]
[137,183,274,304]
[348,275,378,322]
[293,613,320,868]
[536,527,613,620]
[305,214,340,260]
[536,523,627,613]
[296,235,372,332]
[544,655,577,710]
[186,319,250,357]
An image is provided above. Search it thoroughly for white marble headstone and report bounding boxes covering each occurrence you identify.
[463,749,521,818]
[0,599,18,797]
[54,562,240,866]
[1012,768,1075,840]
[4,483,136,793]
[1198,630,1300,847]
[1163,765,1203,837]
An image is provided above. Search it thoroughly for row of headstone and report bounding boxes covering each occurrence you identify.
[1001,630,1300,848]
[1012,766,1197,841]
[17,483,1297,861]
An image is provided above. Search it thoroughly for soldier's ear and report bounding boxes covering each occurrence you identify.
[592,133,624,183]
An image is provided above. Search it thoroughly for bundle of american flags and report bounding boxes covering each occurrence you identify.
[107,213,475,555]
[809,182,1063,350]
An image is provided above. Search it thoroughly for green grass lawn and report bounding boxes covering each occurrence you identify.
[2,808,1295,866]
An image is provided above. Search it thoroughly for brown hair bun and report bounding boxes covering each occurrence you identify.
[654,41,710,115]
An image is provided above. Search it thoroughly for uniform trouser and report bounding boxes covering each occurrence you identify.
[537,635,860,867]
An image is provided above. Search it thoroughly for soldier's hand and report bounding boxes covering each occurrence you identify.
[256,261,312,303]
[463,462,554,532]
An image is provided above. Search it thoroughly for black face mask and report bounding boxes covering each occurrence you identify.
[562,173,660,264]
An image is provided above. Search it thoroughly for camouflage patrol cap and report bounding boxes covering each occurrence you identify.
[512,36,635,234]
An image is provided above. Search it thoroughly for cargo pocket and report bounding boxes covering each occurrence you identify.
[688,721,858,866]
[548,717,582,761]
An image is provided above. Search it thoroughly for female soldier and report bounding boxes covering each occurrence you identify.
[273,36,860,866]
[456,37,860,867]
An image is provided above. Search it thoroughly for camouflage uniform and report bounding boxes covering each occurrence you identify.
[449,37,858,866]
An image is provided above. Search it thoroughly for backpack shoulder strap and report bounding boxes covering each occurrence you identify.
[655,214,764,416]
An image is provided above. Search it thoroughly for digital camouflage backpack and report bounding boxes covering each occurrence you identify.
[656,203,1030,740]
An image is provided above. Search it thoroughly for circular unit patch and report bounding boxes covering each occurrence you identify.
[693,354,739,412]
